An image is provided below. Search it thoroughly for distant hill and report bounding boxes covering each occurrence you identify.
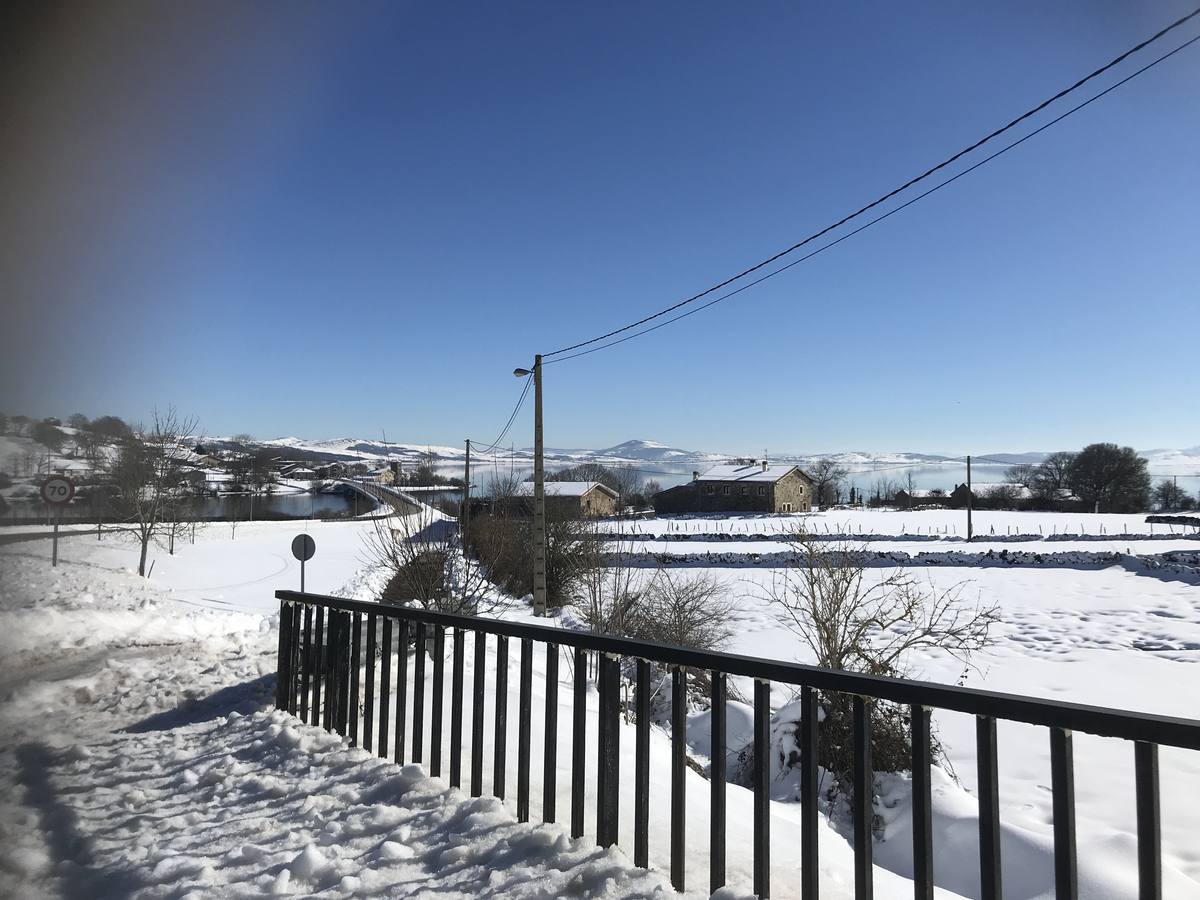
[216,435,1198,477]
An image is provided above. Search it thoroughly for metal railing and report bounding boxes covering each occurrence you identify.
[274,589,1200,899]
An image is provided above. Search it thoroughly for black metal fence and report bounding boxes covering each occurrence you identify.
[274,589,1200,899]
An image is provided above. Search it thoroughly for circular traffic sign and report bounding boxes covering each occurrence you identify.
[291,533,316,562]
[40,476,75,506]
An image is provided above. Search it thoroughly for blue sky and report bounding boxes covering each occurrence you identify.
[3,1,1197,454]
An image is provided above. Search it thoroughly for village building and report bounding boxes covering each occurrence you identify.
[653,461,814,514]
[519,481,618,518]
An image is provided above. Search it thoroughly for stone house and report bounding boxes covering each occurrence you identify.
[654,461,814,514]
[518,481,618,518]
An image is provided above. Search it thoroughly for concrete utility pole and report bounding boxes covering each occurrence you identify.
[532,355,547,616]
[966,455,973,542]
[462,439,471,552]
[514,355,547,616]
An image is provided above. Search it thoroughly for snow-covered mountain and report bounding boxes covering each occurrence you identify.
[229,436,1199,479]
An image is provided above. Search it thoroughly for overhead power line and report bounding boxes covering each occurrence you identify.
[541,8,1200,363]
[469,376,532,455]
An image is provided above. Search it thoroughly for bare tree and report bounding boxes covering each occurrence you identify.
[639,567,734,651]
[574,528,640,637]
[610,464,643,506]
[408,448,439,486]
[808,458,849,507]
[484,471,523,502]
[1004,464,1037,490]
[1152,479,1193,511]
[1031,451,1075,503]
[763,539,997,790]
[108,407,198,575]
[871,477,898,506]
[362,503,507,616]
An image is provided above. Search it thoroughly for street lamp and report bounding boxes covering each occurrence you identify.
[514,354,547,616]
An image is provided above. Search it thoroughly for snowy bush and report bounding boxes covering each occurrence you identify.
[760,539,997,805]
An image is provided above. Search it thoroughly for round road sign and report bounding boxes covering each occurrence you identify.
[291,533,316,562]
[40,476,75,506]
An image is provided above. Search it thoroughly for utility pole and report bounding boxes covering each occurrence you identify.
[966,455,973,542]
[463,439,471,553]
[514,355,547,617]
[532,355,547,616]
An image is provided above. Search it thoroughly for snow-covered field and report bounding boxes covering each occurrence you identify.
[599,509,1199,539]
[2,508,1199,898]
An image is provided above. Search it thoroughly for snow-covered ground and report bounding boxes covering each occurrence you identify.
[3,509,1199,898]
[0,529,687,899]
[598,509,1200,539]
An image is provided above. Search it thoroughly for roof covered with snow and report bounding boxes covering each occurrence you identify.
[695,463,806,484]
[520,481,617,498]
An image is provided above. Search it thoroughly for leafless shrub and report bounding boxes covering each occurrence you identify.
[638,568,734,651]
[763,538,998,793]
[362,504,506,616]
[467,510,595,608]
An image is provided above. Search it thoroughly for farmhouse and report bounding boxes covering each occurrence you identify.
[519,481,618,518]
[654,461,814,514]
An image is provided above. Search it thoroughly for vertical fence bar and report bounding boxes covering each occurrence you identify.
[976,716,1002,900]
[572,647,587,839]
[1135,741,1161,900]
[276,602,293,709]
[853,696,873,900]
[330,613,349,735]
[597,653,620,846]
[348,612,361,746]
[312,606,325,726]
[671,666,686,892]
[517,638,533,821]
[754,679,771,899]
[289,606,302,714]
[395,618,409,764]
[710,670,727,892]
[413,622,426,763]
[378,617,392,759]
[910,705,934,900]
[543,643,559,823]
[801,685,819,900]
[363,614,376,751]
[494,634,509,800]
[1051,727,1078,899]
[471,631,486,797]
[450,628,465,788]
[431,625,445,777]
[635,658,650,868]
[295,607,309,724]
[322,609,336,732]
[596,652,610,842]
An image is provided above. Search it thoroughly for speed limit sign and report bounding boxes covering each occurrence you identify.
[40,476,75,506]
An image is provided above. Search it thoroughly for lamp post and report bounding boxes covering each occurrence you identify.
[514,355,547,616]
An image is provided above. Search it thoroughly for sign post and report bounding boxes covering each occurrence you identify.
[40,476,75,568]
[291,533,316,592]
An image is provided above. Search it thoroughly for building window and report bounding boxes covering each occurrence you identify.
[757,485,766,495]
[741,486,748,495]
[704,485,713,494]
[722,486,730,495]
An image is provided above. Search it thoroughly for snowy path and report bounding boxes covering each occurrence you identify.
[0,552,682,899]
